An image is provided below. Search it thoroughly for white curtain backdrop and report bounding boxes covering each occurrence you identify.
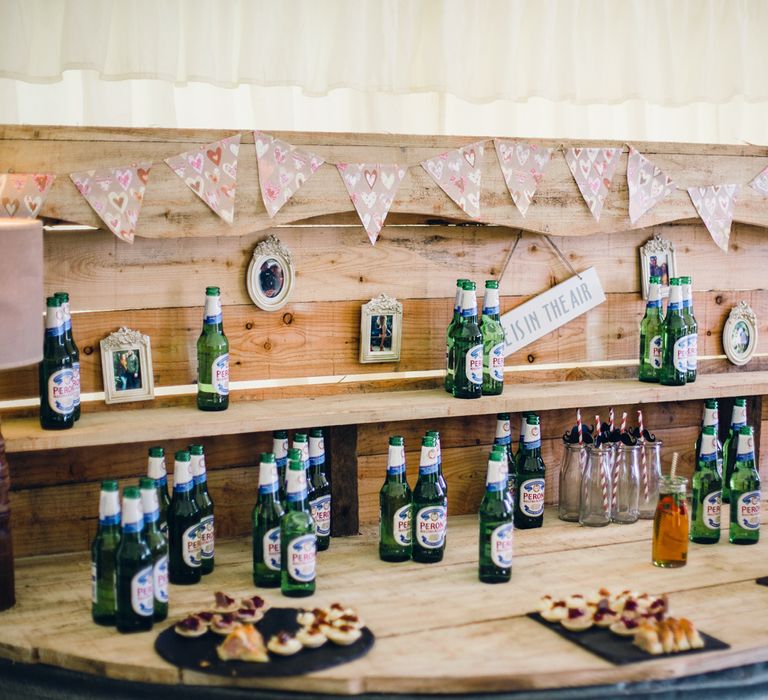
[1,0,767,143]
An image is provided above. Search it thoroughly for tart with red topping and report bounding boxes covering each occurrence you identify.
[210,612,241,635]
[296,623,328,648]
[174,614,208,638]
[241,595,268,612]
[210,591,239,614]
[267,631,302,656]
[609,615,642,637]
[540,599,568,623]
[561,606,593,632]
[325,623,363,646]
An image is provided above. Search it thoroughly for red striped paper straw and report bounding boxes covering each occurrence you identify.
[609,408,615,433]
[638,409,648,501]
[594,414,608,511]
[620,411,628,433]
[577,409,583,445]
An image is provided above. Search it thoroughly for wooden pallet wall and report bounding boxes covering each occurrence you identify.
[1,126,767,555]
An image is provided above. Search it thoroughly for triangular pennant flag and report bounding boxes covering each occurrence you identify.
[165,134,240,224]
[626,146,675,224]
[0,173,55,218]
[688,184,740,253]
[254,131,325,218]
[336,163,406,245]
[70,162,152,244]
[494,140,552,217]
[421,141,485,219]
[564,147,622,221]
[749,165,768,196]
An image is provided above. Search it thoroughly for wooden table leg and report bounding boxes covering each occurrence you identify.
[325,425,360,537]
[0,417,16,610]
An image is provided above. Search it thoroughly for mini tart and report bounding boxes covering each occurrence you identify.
[236,606,264,623]
[210,591,239,614]
[216,624,268,663]
[325,624,363,646]
[609,616,642,637]
[587,588,612,606]
[241,595,268,612]
[327,602,353,621]
[194,610,215,626]
[175,615,208,638]
[592,607,618,628]
[296,610,317,627]
[565,594,586,608]
[333,613,364,630]
[267,631,303,656]
[560,607,593,632]
[211,612,241,635]
[296,624,328,648]
[537,594,554,613]
[540,600,567,622]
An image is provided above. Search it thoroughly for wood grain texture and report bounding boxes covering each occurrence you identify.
[326,425,359,537]
[0,509,767,693]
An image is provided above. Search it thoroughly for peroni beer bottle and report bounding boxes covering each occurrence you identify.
[252,452,284,587]
[660,278,688,386]
[91,480,121,626]
[412,435,447,563]
[722,399,747,504]
[452,281,483,399]
[147,446,170,537]
[53,291,81,421]
[729,426,760,545]
[139,478,169,621]
[190,444,215,574]
[445,279,468,393]
[39,296,75,430]
[281,449,317,597]
[514,415,546,529]
[167,450,201,585]
[481,280,505,395]
[638,275,663,382]
[478,450,514,583]
[197,286,229,411]
[689,426,722,544]
[379,436,413,562]
[308,429,331,551]
[272,430,289,502]
[681,276,698,383]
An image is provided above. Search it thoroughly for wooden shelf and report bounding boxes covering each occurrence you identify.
[4,372,768,454]
[1,508,766,694]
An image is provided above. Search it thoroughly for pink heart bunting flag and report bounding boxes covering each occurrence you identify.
[493,140,552,217]
[688,184,740,253]
[254,131,325,218]
[336,163,406,244]
[0,173,55,218]
[626,146,675,224]
[165,134,241,224]
[421,141,485,219]
[564,147,622,221]
[749,165,768,196]
[70,162,152,244]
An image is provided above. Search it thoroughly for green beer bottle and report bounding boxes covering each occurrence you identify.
[53,292,81,421]
[379,436,413,562]
[493,415,516,504]
[722,399,747,504]
[272,430,289,502]
[292,432,314,505]
[515,412,532,464]
[689,426,722,544]
[39,296,76,430]
[729,426,760,545]
[197,286,229,411]
[412,435,447,563]
[139,478,169,622]
[190,444,215,574]
[478,450,514,583]
[168,450,201,585]
[91,480,121,626]
[308,429,331,551]
[694,400,723,479]
[115,487,153,633]
[481,280,505,395]
[452,281,483,399]
[147,446,170,537]
[638,275,663,383]
[660,278,688,386]
[252,452,284,587]
[681,276,698,383]
[491,445,513,507]
[425,430,447,497]
[445,279,468,393]
[514,415,546,529]
[281,449,317,597]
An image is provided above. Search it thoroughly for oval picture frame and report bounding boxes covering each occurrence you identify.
[246,234,295,312]
[723,301,758,366]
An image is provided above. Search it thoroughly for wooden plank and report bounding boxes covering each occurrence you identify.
[2,290,765,402]
[5,374,768,454]
[3,126,768,238]
[41,223,768,312]
[326,425,360,537]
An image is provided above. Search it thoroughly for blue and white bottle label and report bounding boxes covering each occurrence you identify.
[153,554,169,603]
[393,504,412,546]
[466,344,483,385]
[131,566,154,617]
[673,338,688,373]
[687,335,698,371]
[263,526,281,571]
[72,362,81,407]
[199,514,215,561]
[519,478,545,517]
[211,354,229,396]
[310,495,332,537]
[703,490,721,530]
[182,523,202,568]
[288,534,317,582]
[415,506,447,549]
[490,523,514,568]
[737,491,761,530]
[489,342,504,382]
[48,368,76,415]
[649,335,662,369]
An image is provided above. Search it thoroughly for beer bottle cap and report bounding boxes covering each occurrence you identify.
[702,425,716,435]
[309,428,323,438]
[739,425,753,436]
[273,429,288,439]
[735,398,747,406]
[490,446,506,458]
[388,435,404,446]
[293,432,308,443]
[261,452,276,463]
[457,278,470,286]
[101,480,118,491]
[53,291,69,301]
[421,435,437,448]
[139,476,155,490]
[497,412,510,420]
[649,275,661,284]
[123,486,140,499]
[704,399,718,409]
[527,414,540,425]
[680,275,692,284]
[189,444,204,455]
[175,450,191,462]
[148,446,164,457]
[465,280,476,291]
[670,277,681,286]
[287,447,302,461]
[205,286,221,296]
[485,280,499,289]
[426,430,440,438]
[46,296,62,307]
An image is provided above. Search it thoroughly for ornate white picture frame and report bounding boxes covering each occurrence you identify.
[246,234,295,311]
[723,302,758,366]
[640,233,678,300]
[100,327,155,404]
[359,294,403,363]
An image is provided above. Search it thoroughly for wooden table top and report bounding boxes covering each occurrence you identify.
[2,506,767,695]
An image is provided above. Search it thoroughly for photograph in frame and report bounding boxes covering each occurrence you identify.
[359,294,402,363]
[640,233,677,300]
[100,327,155,404]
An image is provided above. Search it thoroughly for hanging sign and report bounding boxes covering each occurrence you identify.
[499,267,606,355]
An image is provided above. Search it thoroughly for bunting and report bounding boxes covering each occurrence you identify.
[336,163,406,245]
[494,140,552,217]
[750,166,768,196]
[688,184,740,253]
[421,141,485,219]
[565,147,622,222]
[0,173,55,218]
[254,131,325,218]
[70,163,152,244]
[626,147,675,224]
[165,134,240,224]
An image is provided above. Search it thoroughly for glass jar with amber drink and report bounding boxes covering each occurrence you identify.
[652,475,689,568]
